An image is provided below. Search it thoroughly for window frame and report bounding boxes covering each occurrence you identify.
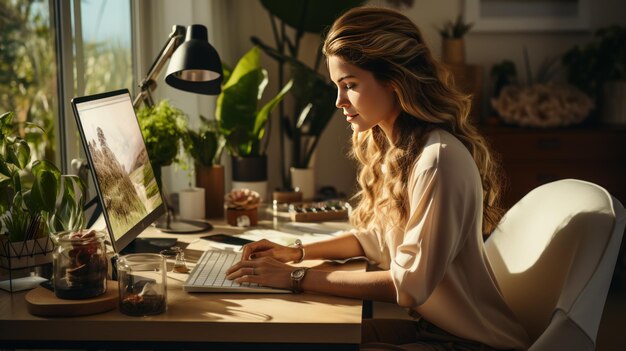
[51,0,142,174]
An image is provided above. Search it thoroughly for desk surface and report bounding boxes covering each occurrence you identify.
[0,216,363,350]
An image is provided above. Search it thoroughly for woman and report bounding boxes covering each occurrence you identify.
[227,6,530,350]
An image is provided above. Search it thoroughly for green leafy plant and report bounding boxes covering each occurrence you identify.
[253,0,365,189]
[136,100,188,186]
[491,60,518,98]
[215,46,292,157]
[0,112,85,242]
[562,25,626,99]
[438,14,474,39]
[186,116,225,167]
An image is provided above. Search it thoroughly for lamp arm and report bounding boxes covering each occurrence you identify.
[133,25,186,109]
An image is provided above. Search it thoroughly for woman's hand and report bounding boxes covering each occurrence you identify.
[225,256,294,290]
[239,239,302,263]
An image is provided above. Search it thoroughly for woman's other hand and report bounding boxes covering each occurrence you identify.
[238,239,302,263]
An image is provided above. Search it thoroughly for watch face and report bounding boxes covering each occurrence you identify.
[292,268,306,279]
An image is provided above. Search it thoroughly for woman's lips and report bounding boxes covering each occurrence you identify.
[345,113,358,122]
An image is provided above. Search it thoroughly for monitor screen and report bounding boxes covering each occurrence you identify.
[71,89,165,253]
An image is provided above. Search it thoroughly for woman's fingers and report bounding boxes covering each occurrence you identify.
[225,262,256,280]
[240,239,275,261]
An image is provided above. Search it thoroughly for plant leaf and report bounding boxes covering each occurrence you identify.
[0,159,11,177]
[288,60,337,138]
[29,169,57,213]
[254,79,293,139]
[223,46,261,91]
[12,139,31,169]
[259,0,366,34]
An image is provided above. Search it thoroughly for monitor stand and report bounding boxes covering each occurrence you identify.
[154,196,212,234]
[155,212,213,234]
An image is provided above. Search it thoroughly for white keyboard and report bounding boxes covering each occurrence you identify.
[183,249,291,293]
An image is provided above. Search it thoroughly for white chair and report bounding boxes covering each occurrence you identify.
[485,179,626,351]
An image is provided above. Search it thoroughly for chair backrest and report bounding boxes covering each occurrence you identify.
[485,179,625,350]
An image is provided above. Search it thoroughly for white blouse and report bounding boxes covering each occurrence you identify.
[353,129,531,350]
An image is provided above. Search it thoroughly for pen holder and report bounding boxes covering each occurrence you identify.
[226,207,258,227]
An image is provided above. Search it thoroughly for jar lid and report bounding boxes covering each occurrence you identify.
[57,229,105,244]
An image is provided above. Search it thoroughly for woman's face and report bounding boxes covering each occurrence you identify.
[328,55,400,136]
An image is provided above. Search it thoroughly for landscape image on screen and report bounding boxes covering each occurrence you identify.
[79,98,162,240]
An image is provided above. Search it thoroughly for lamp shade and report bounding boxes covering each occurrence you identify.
[165,24,223,95]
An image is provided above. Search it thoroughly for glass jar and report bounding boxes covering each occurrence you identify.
[53,229,108,299]
[117,253,167,316]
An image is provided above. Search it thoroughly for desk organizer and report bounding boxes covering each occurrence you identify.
[0,236,55,292]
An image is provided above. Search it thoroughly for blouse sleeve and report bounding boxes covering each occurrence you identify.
[351,228,389,267]
[390,164,478,307]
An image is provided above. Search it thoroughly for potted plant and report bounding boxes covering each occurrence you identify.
[490,54,594,128]
[136,100,188,190]
[253,0,364,200]
[224,188,261,227]
[0,111,85,276]
[436,14,482,122]
[186,116,226,219]
[562,25,626,125]
[437,14,473,64]
[216,46,292,201]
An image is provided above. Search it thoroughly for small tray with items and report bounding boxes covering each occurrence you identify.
[288,201,350,222]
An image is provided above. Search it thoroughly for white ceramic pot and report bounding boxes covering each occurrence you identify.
[290,167,315,201]
[178,187,205,220]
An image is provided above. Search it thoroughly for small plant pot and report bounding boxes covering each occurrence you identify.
[226,208,258,227]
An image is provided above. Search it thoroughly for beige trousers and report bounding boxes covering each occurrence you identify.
[361,318,511,351]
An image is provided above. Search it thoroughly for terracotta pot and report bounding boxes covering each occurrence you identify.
[195,165,225,219]
[226,208,258,227]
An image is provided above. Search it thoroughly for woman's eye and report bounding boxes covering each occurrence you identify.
[345,83,355,90]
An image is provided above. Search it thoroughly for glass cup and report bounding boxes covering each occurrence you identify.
[117,253,167,316]
[53,229,108,300]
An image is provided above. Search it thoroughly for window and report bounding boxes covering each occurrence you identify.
[0,0,135,173]
[74,0,134,95]
[0,0,58,163]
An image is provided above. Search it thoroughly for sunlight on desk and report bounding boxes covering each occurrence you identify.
[0,218,363,350]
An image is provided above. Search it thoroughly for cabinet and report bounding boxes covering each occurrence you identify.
[482,126,626,209]
[482,126,626,285]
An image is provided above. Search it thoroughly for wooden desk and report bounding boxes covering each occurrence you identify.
[0,218,364,350]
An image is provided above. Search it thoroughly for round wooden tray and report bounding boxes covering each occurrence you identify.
[25,280,118,317]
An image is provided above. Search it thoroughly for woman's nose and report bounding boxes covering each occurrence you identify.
[336,91,348,109]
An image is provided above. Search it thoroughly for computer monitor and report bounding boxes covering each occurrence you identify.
[71,89,166,253]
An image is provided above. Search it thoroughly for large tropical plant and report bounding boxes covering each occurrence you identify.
[215,46,292,158]
[252,0,366,189]
[0,112,85,242]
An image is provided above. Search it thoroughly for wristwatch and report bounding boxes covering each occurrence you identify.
[290,267,309,293]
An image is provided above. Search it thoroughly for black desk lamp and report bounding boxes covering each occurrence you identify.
[134,24,223,234]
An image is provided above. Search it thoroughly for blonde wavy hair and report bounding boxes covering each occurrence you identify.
[323,6,504,236]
